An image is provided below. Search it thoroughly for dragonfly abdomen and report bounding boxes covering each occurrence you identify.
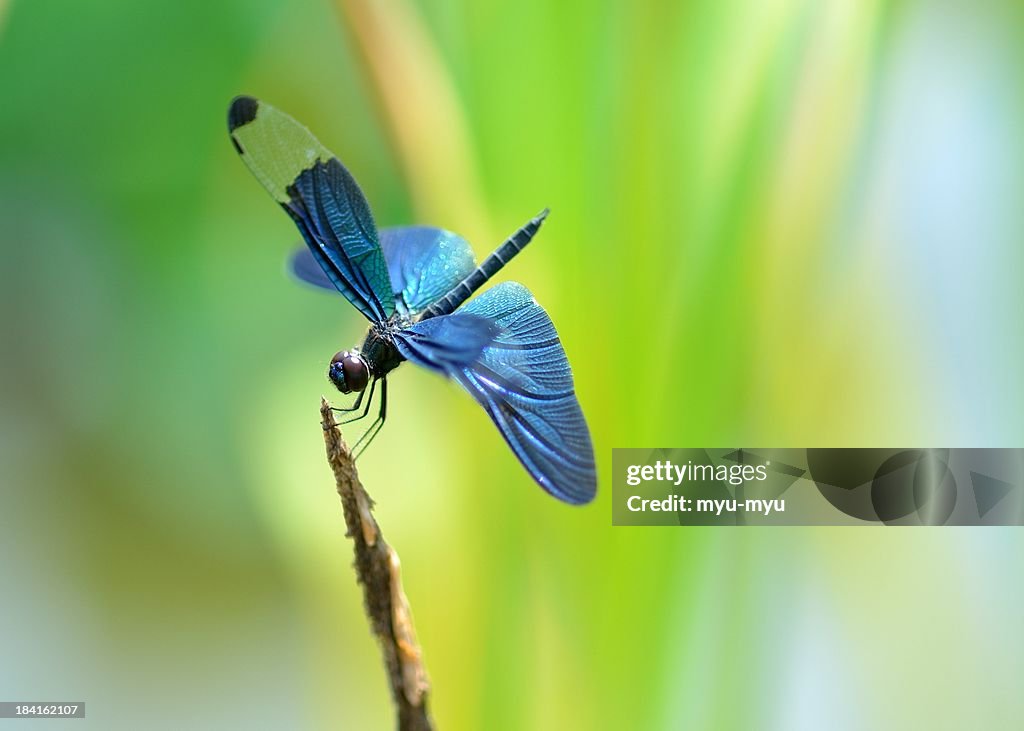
[420,208,549,320]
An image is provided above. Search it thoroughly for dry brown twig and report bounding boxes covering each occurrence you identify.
[320,398,433,731]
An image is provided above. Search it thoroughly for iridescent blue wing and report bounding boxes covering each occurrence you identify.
[289,226,476,315]
[394,282,596,504]
[379,227,476,314]
[393,311,499,368]
[288,244,336,292]
[228,96,394,322]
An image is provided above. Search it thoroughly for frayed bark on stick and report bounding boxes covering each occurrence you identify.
[320,398,433,731]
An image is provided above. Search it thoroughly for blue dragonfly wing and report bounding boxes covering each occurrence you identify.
[288,227,476,314]
[394,311,500,368]
[379,227,476,314]
[288,245,335,291]
[395,282,596,504]
[228,96,394,321]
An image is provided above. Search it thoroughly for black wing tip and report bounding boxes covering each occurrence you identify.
[228,95,259,132]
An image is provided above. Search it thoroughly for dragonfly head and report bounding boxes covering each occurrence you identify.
[328,350,370,394]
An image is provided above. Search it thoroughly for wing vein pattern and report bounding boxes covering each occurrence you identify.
[290,225,477,316]
[394,281,596,504]
[228,96,394,322]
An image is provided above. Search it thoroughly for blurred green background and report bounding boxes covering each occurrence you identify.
[2,0,1023,728]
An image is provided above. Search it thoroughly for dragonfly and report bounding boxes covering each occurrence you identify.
[227,96,596,505]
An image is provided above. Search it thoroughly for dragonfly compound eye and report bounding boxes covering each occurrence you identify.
[342,355,370,392]
[327,351,369,394]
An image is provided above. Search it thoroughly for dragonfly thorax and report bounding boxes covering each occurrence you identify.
[328,350,370,393]
[359,321,407,377]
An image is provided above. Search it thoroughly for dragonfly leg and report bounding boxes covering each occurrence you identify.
[323,391,363,431]
[330,389,365,413]
[330,394,362,414]
[353,377,387,459]
[339,378,376,425]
